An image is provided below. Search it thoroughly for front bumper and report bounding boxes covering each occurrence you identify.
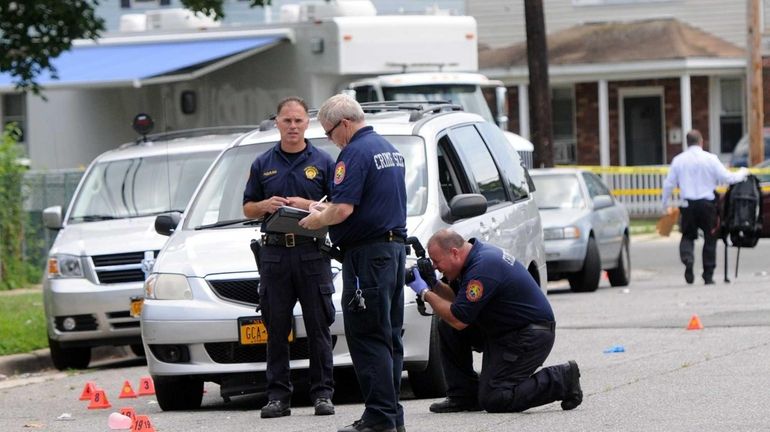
[545,238,586,279]
[43,277,143,347]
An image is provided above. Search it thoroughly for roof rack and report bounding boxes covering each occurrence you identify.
[358,100,464,121]
[128,125,256,147]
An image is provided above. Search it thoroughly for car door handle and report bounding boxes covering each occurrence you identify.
[490,217,501,233]
[479,222,491,240]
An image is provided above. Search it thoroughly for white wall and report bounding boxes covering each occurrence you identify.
[467,0,751,49]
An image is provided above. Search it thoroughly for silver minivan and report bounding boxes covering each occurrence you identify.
[42,126,252,370]
[140,104,547,410]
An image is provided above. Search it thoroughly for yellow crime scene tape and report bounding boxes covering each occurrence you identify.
[554,165,770,196]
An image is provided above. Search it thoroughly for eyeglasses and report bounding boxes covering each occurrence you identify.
[324,119,343,138]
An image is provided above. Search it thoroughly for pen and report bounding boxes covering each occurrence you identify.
[318,195,327,204]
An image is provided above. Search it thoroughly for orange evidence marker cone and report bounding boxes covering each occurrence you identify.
[137,376,155,396]
[79,381,97,400]
[131,415,157,432]
[119,380,138,398]
[87,389,112,409]
[119,406,137,425]
[687,314,704,330]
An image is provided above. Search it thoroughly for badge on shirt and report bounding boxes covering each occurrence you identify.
[263,169,277,177]
[304,165,318,180]
[466,279,484,302]
[334,161,346,185]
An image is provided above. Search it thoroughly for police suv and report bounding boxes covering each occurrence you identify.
[140,103,547,410]
[42,120,253,370]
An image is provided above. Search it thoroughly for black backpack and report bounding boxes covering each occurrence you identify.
[723,175,763,248]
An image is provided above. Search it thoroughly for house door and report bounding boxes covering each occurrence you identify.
[623,96,663,165]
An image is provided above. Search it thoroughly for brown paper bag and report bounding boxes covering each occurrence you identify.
[656,207,680,237]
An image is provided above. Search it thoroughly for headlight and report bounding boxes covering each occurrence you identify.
[47,254,84,278]
[144,273,192,300]
[543,226,581,240]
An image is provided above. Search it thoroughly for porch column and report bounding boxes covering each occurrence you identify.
[680,74,692,151]
[599,79,610,166]
[518,83,530,140]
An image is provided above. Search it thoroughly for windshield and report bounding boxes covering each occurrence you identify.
[382,84,495,123]
[68,151,220,223]
[531,174,585,209]
[184,136,427,230]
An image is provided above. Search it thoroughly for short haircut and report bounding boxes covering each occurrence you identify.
[686,129,702,147]
[318,94,365,125]
[428,228,465,251]
[277,96,309,115]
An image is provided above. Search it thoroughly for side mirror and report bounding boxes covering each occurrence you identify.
[43,206,63,230]
[593,195,614,210]
[155,212,182,236]
[449,194,488,221]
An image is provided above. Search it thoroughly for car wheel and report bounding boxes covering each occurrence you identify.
[568,236,601,292]
[154,375,204,411]
[130,343,146,357]
[407,316,447,399]
[608,235,631,287]
[48,337,91,370]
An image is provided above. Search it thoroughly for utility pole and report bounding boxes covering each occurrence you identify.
[747,0,764,166]
[524,0,554,168]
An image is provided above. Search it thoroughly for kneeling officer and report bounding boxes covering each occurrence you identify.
[407,228,583,413]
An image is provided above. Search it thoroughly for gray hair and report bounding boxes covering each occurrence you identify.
[318,94,365,125]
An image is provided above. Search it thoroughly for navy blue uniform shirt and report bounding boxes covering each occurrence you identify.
[450,239,554,336]
[243,139,335,232]
[329,126,407,246]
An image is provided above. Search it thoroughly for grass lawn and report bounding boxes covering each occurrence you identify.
[0,289,48,356]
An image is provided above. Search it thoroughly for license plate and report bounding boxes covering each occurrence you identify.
[238,317,294,345]
[130,296,144,318]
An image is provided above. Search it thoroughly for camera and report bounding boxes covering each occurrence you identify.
[405,257,435,286]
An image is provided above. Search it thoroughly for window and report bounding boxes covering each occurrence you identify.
[582,172,611,199]
[475,122,529,201]
[2,93,26,146]
[352,85,378,103]
[552,86,576,164]
[450,125,507,206]
[719,78,744,154]
[122,0,171,8]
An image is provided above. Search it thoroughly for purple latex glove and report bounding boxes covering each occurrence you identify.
[407,268,429,298]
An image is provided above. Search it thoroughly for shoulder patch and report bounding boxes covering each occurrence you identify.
[334,161,346,185]
[466,279,484,302]
[304,165,318,180]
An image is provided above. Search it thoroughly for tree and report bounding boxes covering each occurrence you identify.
[0,0,271,94]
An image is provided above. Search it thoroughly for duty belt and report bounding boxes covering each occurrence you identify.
[339,230,405,253]
[262,233,316,248]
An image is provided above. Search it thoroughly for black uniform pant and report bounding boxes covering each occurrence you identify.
[341,241,405,429]
[437,319,572,412]
[679,199,718,279]
[260,242,335,403]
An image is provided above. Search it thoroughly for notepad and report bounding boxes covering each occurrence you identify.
[263,206,328,238]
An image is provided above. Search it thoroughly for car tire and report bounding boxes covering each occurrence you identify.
[407,316,447,399]
[48,337,91,370]
[608,235,631,287]
[154,375,204,411]
[130,343,146,357]
[568,236,601,292]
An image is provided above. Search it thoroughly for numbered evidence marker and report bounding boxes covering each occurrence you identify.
[131,415,156,432]
[87,389,112,409]
[137,376,155,396]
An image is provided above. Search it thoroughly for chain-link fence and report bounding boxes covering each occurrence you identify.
[23,169,85,269]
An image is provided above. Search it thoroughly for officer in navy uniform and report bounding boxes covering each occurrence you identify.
[407,228,583,414]
[299,94,407,432]
[243,96,336,419]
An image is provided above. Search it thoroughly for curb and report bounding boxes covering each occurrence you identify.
[0,345,131,379]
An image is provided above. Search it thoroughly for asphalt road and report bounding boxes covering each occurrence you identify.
[2,233,769,431]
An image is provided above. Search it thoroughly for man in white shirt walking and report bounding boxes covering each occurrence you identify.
[662,129,748,284]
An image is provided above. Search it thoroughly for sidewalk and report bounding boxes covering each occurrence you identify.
[0,345,132,379]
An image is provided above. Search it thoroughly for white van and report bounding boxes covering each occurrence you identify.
[140,103,546,410]
[42,126,253,370]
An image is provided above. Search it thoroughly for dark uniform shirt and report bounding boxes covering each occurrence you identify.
[329,126,407,246]
[450,239,554,337]
[243,139,335,232]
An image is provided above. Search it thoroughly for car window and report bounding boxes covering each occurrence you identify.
[476,121,530,201]
[353,85,378,103]
[582,172,611,199]
[531,174,585,209]
[448,125,507,206]
[68,150,220,223]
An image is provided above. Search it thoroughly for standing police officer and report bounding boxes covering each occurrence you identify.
[300,94,407,432]
[407,229,582,414]
[243,96,336,419]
